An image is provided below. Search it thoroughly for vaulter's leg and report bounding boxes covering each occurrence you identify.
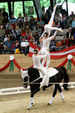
[46,52,50,68]
[48,84,58,105]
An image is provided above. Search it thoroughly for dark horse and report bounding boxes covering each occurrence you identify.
[21,66,69,109]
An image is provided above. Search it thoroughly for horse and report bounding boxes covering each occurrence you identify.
[21,66,69,109]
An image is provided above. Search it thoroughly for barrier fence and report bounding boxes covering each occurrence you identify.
[0,82,75,95]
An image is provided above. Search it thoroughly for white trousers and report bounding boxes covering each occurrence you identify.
[39,48,50,68]
[34,66,49,86]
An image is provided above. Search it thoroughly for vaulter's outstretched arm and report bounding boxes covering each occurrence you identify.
[47,31,57,41]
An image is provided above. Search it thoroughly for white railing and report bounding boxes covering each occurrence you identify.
[0,86,30,95]
[0,82,75,96]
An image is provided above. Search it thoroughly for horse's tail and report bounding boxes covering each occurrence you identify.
[61,67,69,90]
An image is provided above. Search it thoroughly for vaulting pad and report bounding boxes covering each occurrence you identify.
[47,67,59,77]
[39,67,59,78]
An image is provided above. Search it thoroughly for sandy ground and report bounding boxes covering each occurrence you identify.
[0,88,75,113]
[0,55,75,113]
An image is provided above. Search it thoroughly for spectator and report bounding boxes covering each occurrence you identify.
[69,11,75,27]
[55,18,60,27]
[38,18,44,34]
[69,35,75,46]
[61,36,69,49]
[2,8,8,24]
[9,15,16,24]
[3,34,8,42]
[56,41,61,51]
[46,6,51,21]
[24,13,29,23]
[20,28,27,41]
[66,28,72,39]
[20,38,29,55]
[29,16,36,30]
[17,13,23,28]
[27,32,32,42]
[4,37,12,53]
[60,14,68,29]
[71,17,75,28]
[49,37,57,52]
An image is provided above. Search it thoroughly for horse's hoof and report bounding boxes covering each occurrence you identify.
[48,103,51,105]
[27,106,31,110]
[32,103,35,106]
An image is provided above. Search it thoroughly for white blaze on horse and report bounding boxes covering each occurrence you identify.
[21,67,69,110]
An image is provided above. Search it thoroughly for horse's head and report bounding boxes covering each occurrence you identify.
[21,69,29,88]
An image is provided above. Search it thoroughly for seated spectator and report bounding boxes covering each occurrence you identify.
[69,11,75,27]
[24,13,29,23]
[66,28,72,39]
[60,14,68,29]
[0,25,5,37]
[9,15,16,24]
[21,28,26,37]
[10,33,15,41]
[30,35,35,44]
[71,27,75,36]
[44,13,49,25]
[29,16,36,30]
[56,41,62,51]
[46,6,51,21]
[69,35,75,46]
[13,42,20,54]
[17,13,23,28]
[61,36,69,49]
[49,38,57,52]
[3,37,12,53]
[71,17,75,28]
[55,18,60,27]
[2,8,8,24]
[15,25,21,40]
[38,18,44,34]
[34,32,39,41]
[27,32,32,42]
[3,34,8,42]
[20,38,29,55]
[20,28,27,41]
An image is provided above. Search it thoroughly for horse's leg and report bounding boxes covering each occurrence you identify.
[27,87,40,110]
[57,85,64,101]
[27,93,35,110]
[48,84,58,105]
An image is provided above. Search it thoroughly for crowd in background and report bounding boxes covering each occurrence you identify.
[0,5,75,55]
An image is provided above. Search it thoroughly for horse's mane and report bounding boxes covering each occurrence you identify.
[28,68,40,82]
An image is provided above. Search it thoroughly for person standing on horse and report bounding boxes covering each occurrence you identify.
[32,48,49,88]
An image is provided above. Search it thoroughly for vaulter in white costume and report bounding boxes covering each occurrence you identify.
[41,5,63,38]
[32,49,49,87]
[39,31,57,68]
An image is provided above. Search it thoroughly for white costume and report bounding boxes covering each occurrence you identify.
[32,53,49,87]
[39,5,63,68]
[41,5,63,38]
[39,31,57,68]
